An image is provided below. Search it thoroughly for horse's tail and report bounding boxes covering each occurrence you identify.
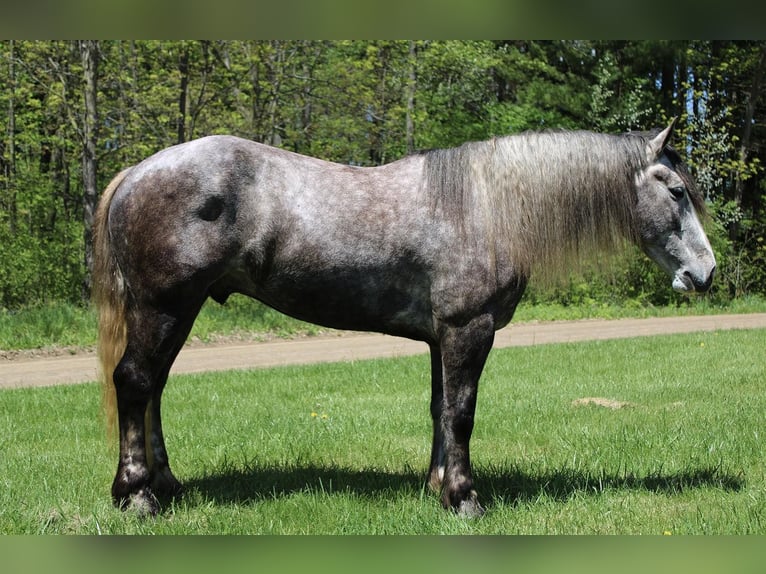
[92,167,132,440]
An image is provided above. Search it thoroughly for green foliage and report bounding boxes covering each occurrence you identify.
[0,228,82,308]
[708,197,766,297]
[2,40,766,309]
[589,51,652,132]
[523,246,721,311]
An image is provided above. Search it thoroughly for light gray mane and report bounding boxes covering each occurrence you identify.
[421,130,652,280]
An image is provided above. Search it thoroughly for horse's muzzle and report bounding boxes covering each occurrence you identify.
[675,266,715,293]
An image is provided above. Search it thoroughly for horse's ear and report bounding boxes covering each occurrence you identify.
[647,117,677,160]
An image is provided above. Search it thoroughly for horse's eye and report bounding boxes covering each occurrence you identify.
[669,186,685,200]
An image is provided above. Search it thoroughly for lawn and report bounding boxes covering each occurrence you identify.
[1,328,765,534]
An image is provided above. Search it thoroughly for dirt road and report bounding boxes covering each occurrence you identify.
[2,313,765,390]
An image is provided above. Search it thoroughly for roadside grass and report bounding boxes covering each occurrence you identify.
[0,296,323,352]
[0,301,97,351]
[2,293,766,352]
[1,328,764,534]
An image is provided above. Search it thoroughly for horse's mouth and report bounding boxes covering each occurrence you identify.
[673,267,715,293]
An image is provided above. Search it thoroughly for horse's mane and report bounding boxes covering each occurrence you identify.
[420,129,704,282]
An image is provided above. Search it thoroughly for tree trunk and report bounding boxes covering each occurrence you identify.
[80,40,100,300]
[6,40,17,234]
[658,41,680,117]
[405,40,416,154]
[298,41,314,155]
[265,41,284,147]
[177,44,190,144]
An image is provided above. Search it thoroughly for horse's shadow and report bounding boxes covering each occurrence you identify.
[181,462,424,507]
[177,460,744,510]
[480,464,744,507]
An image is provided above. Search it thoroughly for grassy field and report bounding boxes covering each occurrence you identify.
[1,327,765,534]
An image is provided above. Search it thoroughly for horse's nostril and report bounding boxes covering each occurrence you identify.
[702,266,716,291]
[687,267,715,292]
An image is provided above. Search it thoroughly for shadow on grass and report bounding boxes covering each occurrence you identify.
[178,459,744,510]
[478,463,745,509]
[181,461,424,508]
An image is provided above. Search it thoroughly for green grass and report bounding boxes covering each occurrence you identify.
[511,293,766,322]
[2,294,766,351]
[2,328,765,533]
[0,302,98,351]
[0,296,323,352]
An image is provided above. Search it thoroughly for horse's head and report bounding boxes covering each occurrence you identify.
[635,119,716,293]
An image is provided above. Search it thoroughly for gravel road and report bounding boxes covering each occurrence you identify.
[2,313,765,390]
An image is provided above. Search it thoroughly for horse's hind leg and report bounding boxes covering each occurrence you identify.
[145,357,185,498]
[111,300,202,515]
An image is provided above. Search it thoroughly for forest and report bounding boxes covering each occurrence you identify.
[1,40,765,310]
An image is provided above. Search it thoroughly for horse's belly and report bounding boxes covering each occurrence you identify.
[252,267,434,339]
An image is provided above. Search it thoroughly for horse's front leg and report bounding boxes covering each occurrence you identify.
[427,344,446,491]
[436,314,495,518]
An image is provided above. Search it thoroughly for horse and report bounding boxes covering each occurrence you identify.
[93,119,716,517]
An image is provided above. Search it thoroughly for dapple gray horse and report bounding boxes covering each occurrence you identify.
[93,119,715,517]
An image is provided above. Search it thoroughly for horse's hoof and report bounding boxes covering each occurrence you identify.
[130,488,160,517]
[456,491,485,518]
[113,488,160,517]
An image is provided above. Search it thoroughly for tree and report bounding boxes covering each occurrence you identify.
[80,40,99,298]
[732,43,766,241]
[405,40,416,154]
[1,40,766,308]
[3,40,17,235]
